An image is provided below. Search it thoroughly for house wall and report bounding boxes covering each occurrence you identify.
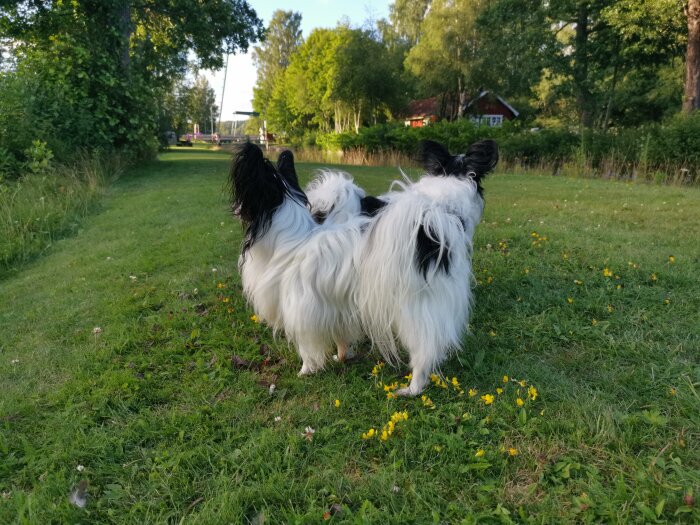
[474,98,515,119]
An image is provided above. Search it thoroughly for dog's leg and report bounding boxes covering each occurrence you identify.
[296,336,328,376]
[333,340,356,363]
[396,360,431,397]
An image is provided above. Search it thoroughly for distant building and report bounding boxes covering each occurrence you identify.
[463,91,519,127]
[404,91,519,128]
[404,97,440,128]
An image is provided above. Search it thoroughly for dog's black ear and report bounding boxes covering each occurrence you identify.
[277,150,300,190]
[464,140,498,179]
[417,140,453,175]
[230,142,284,225]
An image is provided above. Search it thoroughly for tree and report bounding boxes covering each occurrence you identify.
[268,26,403,137]
[389,0,432,46]
[685,0,700,111]
[188,76,219,134]
[0,1,263,157]
[405,0,487,119]
[252,10,303,120]
[474,0,554,100]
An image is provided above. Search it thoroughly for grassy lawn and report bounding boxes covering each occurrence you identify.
[1,148,698,524]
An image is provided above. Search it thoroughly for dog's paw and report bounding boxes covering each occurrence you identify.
[332,347,357,363]
[395,386,421,397]
[298,364,318,376]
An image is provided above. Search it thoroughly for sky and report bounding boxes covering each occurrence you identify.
[204,0,391,122]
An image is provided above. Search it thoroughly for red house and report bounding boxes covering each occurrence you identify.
[463,91,519,126]
[403,97,440,128]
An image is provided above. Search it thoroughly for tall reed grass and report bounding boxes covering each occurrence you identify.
[287,146,697,185]
[0,152,125,276]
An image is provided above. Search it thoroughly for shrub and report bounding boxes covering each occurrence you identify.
[313,115,700,184]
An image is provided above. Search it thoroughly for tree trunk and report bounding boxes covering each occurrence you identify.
[684,0,700,112]
[117,1,132,72]
[602,62,619,130]
[574,3,594,127]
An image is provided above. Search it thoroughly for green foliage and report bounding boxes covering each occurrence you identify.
[252,10,303,121]
[0,152,124,275]
[316,113,700,183]
[0,0,263,172]
[24,140,54,176]
[272,26,404,138]
[405,0,486,104]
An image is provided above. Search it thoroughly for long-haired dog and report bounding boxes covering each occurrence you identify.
[230,139,498,395]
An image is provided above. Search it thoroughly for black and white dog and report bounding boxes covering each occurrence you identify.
[230,139,498,395]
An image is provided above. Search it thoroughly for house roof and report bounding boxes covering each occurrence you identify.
[405,97,438,119]
[465,91,520,117]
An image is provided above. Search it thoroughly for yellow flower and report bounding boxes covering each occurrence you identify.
[574,279,583,285]
[404,372,412,380]
[524,268,530,274]
[488,330,497,337]
[334,399,340,408]
[502,375,509,383]
[603,268,613,277]
[222,297,230,303]
[217,282,224,289]
[250,314,259,323]
[475,449,486,458]
[591,318,598,325]
[518,380,527,387]
[451,377,460,388]
[486,276,494,284]
[371,362,385,376]
[508,447,518,456]
[496,388,503,395]
[669,387,677,396]
[516,398,524,407]
[468,388,478,397]
[668,255,675,263]
[567,297,574,304]
[434,445,443,452]
[383,382,398,392]
[380,430,389,442]
[607,304,613,313]
[481,394,495,405]
[663,298,670,305]
[391,411,409,422]
[386,392,397,400]
[361,428,376,440]
[650,273,658,282]
[528,385,538,401]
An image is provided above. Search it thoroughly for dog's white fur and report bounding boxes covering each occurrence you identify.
[234,142,493,395]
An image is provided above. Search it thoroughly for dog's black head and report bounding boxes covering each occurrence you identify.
[417,139,499,195]
[230,143,307,253]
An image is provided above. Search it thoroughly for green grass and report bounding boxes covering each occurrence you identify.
[0,153,124,278]
[1,148,698,523]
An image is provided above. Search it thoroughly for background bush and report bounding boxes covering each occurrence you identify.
[314,113,700,183]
